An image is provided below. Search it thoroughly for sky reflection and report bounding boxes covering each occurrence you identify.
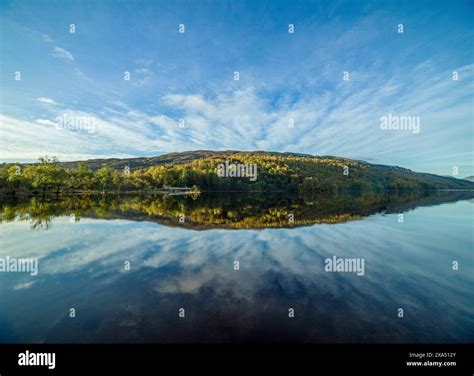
[0,200,472,343]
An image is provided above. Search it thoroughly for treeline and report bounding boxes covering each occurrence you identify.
[0,153,458,194]
[0,156,200,193]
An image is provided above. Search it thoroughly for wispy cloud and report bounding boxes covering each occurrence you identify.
[37,97,57,105]
[135,58,153,67]
[51,46,74,61]
[41,33,53,43]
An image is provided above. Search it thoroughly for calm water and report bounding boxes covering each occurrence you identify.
[0,192,473,343]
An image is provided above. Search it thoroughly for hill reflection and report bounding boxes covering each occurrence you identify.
[1,190,472,230]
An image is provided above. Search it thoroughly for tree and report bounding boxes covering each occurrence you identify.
[73,163,94,191]
[6,165,25,191]
[20,157,63,192]
[94,167,114,193]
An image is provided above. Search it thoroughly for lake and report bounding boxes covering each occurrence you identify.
[0,192,472,343]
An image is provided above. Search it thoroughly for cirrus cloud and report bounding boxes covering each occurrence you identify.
[51,46,74,61]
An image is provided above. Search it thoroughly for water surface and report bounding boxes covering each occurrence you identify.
[0,192,472,343]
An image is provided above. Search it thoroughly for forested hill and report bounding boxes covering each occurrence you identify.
[58,150,314,171]
[1,150,473,193]
[57,150,473,191]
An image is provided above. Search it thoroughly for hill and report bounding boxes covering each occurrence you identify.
[57,150,314,171]
[1,150,473,193]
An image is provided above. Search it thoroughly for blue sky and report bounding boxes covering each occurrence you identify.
[0,0,473,176]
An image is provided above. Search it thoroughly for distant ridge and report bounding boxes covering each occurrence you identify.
[56,150,317,171]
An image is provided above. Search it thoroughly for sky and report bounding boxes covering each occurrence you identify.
[0,0,473,176]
